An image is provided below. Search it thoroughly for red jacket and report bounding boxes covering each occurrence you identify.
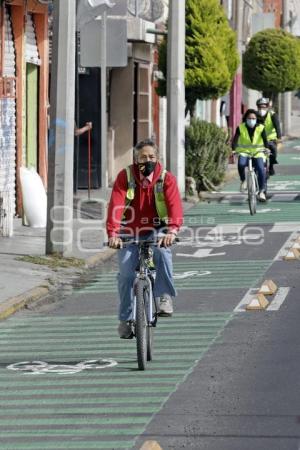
[106,162,183,237]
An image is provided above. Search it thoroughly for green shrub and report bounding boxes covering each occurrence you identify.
[185,119,231,191]
[243,28,300,96]
[157,0,239,116]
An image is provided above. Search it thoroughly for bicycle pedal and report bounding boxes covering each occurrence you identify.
[157,311,173,317]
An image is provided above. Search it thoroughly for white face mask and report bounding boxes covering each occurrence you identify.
[258,109,267,117]
[246,118,257,128]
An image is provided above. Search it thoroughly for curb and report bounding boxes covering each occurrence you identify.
[0,286,50,320]
[85,248,116,268]
[0,247,116,321]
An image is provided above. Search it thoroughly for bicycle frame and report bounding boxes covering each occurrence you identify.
[117,237,159,328]
[246,157,259,215]
[244,149,269,187]
[247,157,259,191]
[234,148,269,215]
[132,243,158,327]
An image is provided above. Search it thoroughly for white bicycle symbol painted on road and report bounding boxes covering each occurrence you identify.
[174,270,211,279]
[7,359,118,375]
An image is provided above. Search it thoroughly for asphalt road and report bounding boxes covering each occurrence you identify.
[1,141,300,450]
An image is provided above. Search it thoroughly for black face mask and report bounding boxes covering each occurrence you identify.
[138,161,156,177]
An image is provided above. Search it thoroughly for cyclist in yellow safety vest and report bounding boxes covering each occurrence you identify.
[256,97,281,176]
[231,109,274,202]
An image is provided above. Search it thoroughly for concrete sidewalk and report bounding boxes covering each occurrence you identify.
[0,193,116,319]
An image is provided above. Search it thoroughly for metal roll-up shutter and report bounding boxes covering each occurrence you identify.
[0,7,16,237]
[25,13,39,171]
[25,14,41,66]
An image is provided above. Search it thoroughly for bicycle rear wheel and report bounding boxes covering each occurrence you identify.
[247,171,257,215]
[135,279,148,370]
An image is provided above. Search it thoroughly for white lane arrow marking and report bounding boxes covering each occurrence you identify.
[229,208,281,214]
[270,223,300,232]
[176,249,226,258]
[268,181,300,190]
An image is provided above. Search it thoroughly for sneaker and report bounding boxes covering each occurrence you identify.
[158,294,173,317]
[118,321,133,339]
[258,191,266,202]
[240,181,247,192]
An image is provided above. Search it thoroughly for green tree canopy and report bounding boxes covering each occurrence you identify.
[243,28,300,97]
[157,0,239,116]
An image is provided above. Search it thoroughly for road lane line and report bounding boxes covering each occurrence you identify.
[270,223,300,233]
[266,287,290,311]
[234,287,290,312]
[274,231,300,260]
[234,289,257,312]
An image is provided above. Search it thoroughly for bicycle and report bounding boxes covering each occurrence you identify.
[118,236,177,371]
[234,149,270,215]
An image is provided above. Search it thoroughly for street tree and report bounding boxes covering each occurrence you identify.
[243,28,300,102]
[157,0,239,116]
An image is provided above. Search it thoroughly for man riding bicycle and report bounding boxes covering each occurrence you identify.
[106,139,183,338]
[256,97,282,176]
[232,109,275,202]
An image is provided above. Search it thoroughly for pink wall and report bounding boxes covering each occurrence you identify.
[229,72,242,134]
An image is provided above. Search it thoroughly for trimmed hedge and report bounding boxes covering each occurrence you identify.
[243,28,300,95]
[185,119,231,191]
[157,0,239,116]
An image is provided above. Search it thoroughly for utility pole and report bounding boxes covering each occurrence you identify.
[166,0,185,196]
[100,10,108,191]
[229,0,243,134]
[281,0,291,136]
[46,0,76,255]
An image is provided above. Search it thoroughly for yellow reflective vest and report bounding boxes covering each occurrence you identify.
[264,112,277,141]
[236,123,265,158]
[124,166,168,222]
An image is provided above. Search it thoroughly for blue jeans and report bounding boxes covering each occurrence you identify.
[238,156,266,191]
[117,232,176,321]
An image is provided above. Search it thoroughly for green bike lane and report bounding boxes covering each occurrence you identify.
[0,227,295,450]
[184,198,300,225]
[0,313,232,449]
[0,142,299,449]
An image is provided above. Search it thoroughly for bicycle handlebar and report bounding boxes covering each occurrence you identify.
[232,148,270,157]
[104,235,179,249]
[120,236,179,244]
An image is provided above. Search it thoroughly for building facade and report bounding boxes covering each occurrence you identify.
[263,0,282,28]
[76,0,166,187]
[0,0,49,236]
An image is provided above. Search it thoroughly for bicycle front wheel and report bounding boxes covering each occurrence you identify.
[247,171,257,215]
[264,168,268,197]
[146,326,153,361]
[135,279,148,370]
